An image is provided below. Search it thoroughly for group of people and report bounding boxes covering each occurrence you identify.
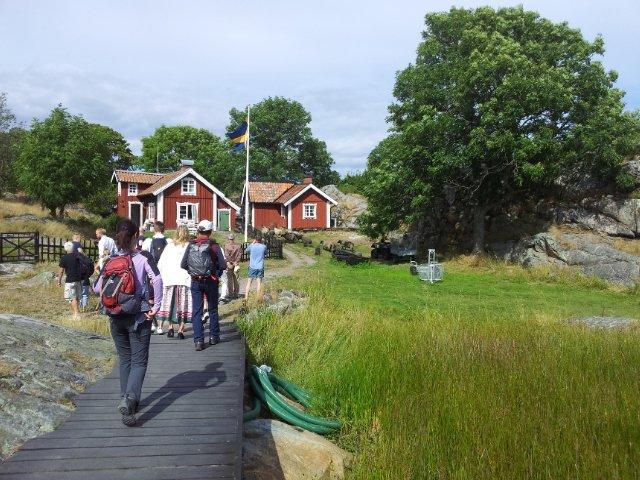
[57,218,268,426]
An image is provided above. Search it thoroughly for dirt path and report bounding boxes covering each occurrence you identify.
[265,246,316,279]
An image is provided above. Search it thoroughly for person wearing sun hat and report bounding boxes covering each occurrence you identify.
[181,219,227,351]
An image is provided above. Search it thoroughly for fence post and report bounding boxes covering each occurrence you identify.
[34,231,40,262]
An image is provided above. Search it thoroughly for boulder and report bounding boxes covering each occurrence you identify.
[0,314,113,459]
[0,263,34,278]
[321,185,368,229]
[493,231,640,286]
[17,271,57,287]
[243,419,352,480]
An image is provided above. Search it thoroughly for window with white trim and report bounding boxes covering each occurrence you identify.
[181,178,196,195]
[128,183,138,195]
[302,203,317,219]
[177,203,198,223]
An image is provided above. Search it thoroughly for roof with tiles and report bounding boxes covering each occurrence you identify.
[114,170,165,184]
[137,169,186,196]
[274,184,307,204]
[248,181,295,203]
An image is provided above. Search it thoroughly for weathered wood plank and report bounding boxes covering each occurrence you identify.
[0,320,246,479]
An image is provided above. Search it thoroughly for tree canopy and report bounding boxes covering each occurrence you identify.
[360,6,640,250]
[14,106,133,216]
[228,97,339,186]
[140,125,243,194]
[0,93,24,194]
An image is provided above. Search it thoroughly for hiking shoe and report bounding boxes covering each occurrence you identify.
[209,336,220,346]
[121,412,137,426]
[195,341,204,351]
[167,329,174,338]
[151,324,156,333]
[157,327,164,335]
[178,332,185,340]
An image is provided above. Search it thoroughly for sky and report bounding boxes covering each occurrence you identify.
[1,1,639,175]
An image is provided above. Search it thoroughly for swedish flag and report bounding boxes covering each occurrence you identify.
[226,121,248,152]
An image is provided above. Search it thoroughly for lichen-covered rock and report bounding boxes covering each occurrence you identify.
[243,419,352,480]
[492,231,640,286]
[621,157,640,187]
[0,314,113,459]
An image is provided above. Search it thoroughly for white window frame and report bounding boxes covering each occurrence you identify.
[128,201,144,223]
[181,178,196,196]
[176,202,198,224]
[280,205,286,217]
[148,203,156,221]
[128,183,138,196]
[302,203,317,219]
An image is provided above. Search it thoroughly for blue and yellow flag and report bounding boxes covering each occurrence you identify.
[226,121,248,152]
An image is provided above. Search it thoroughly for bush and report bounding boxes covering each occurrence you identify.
[103,214,124,236]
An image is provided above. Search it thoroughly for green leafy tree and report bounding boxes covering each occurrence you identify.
[140,126,244,194]
[0,93,24,193]
[14,106,133,216]
[228,97,339,186]
[362,6,640,251]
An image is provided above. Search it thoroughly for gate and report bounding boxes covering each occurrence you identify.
[0,231,39,263]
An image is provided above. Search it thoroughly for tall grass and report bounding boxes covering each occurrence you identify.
[240,256,640,478]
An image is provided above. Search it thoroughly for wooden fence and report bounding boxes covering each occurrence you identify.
[0,231,99,263]
[241,239,284,261]
[0,231,282,264]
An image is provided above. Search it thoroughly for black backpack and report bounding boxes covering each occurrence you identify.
[186,241,215,277]
[151,237,168,263]
[77,254,93,281]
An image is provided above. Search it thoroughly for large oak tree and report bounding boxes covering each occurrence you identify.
[361,6,639,251]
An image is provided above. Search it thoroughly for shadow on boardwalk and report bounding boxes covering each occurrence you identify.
[137,362,228,425]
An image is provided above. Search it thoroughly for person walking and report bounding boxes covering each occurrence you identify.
[57,241,83,319]
[157,224,192,340]
[93,219,163,426]
[95,228,117,271]
[71,233,92,311]
[224,233,242,301]
[244,234,267,303]
[142,221,168,262]
[181,220,226,351]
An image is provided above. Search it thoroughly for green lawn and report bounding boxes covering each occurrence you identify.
[240,251,640,479]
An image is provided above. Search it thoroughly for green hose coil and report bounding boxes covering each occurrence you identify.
[244,365,342,434]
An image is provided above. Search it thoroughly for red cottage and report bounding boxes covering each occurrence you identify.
[243,176,337,230]
[112,160,239,230]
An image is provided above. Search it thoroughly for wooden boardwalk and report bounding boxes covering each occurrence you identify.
[0,322,245,480]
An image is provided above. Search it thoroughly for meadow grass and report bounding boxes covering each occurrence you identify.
[240,252,640,479]
[0,262,110,336]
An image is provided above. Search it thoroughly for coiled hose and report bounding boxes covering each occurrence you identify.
[242,364,342,434]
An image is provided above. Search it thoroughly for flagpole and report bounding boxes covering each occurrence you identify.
[244,105,250,243]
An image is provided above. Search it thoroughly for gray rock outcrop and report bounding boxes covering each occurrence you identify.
[493,231,640,286]
[243,419,352,480]
[0,314,113,459]
[322,185,368,229]
[0,263,34,278]
[554,197,640,238]
[621,156,640,187]
[17,271,57,288]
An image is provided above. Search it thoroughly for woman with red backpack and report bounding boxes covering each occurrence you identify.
[93,219,163,426]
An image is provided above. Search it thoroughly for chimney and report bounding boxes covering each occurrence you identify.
[179,159,194,170]
[302,175,313,185]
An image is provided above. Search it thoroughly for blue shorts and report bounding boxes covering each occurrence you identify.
[248,268,264,279]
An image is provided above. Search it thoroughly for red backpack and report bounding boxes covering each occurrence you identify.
[100,254,141,315]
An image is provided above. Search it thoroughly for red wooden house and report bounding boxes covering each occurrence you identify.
[242,176,337,230]
[112,160,239,230]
